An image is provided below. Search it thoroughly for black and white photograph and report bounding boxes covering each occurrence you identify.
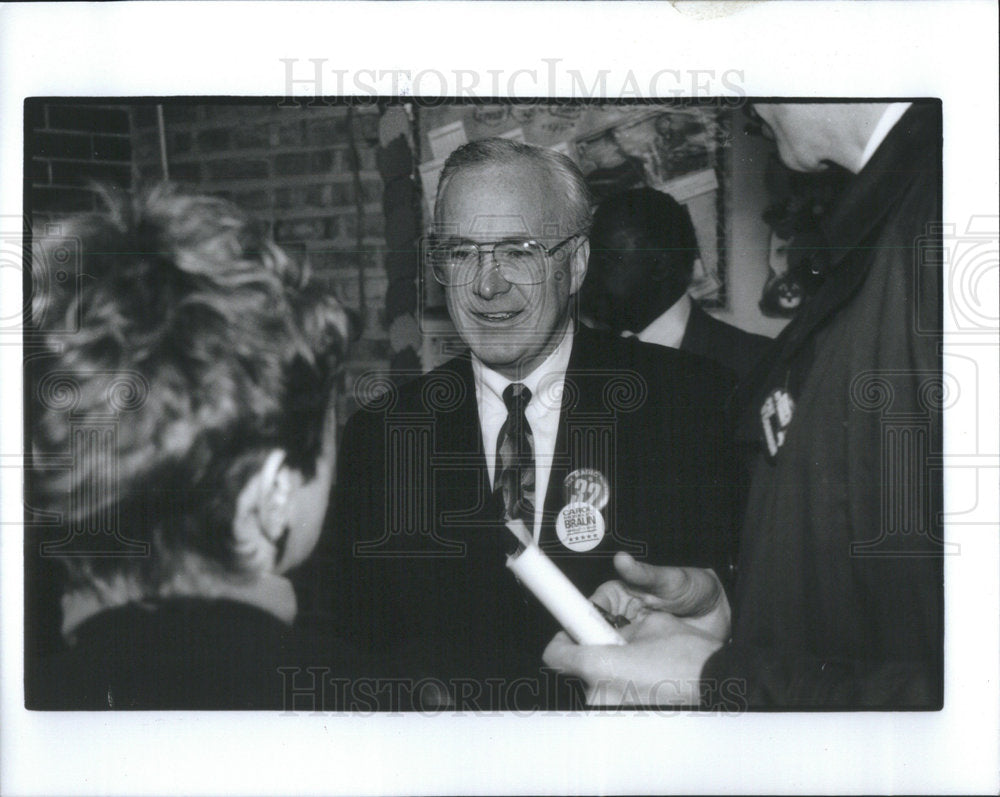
[1,2,998,795]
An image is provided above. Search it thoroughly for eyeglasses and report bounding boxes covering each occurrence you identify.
[743,104,776,142]
[427,233,582,287]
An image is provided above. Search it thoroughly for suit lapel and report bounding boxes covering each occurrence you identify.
[434,355,484,457]
[429,355,500,539]
[679,302,711,356]
[540,327,608,548]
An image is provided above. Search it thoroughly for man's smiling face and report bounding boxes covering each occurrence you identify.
[435,160,588,380]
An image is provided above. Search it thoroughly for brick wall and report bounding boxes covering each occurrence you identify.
[26,102,133,226]
[129,102,393,424]
[25,101,398,637]
[25,100,395,432]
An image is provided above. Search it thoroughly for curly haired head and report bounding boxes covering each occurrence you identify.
[30,184,348,593]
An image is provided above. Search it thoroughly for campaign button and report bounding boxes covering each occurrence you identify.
[562,468,610,511]
[555,501,606,552]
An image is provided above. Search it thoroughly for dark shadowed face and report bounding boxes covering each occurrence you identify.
[587,230,673,334]
[436,161,588,379]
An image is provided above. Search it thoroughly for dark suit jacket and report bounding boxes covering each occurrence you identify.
[29,598,378,710]
[703,102,943,707]
[330,326,737,708]
[680,304,773,382]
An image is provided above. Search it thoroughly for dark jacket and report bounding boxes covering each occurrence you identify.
[680,303,773,382]
[330,326,738,709]
[702,102,944,708]
[29,598,378,710]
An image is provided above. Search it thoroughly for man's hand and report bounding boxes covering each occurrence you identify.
[542,553,732,706]
[591,552,730,639]
[544,612,724,706]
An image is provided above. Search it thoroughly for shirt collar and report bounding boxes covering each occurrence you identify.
[634,293,692,349]
[819,103,937,274]
[791,103,936,280]
[859,102,912,170]
[471,319,575,408]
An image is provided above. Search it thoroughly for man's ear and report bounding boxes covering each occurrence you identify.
[231,449,291,574]
[688,256,711,289]
[568,237,590,296]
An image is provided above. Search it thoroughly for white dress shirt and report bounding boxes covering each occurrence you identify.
[472,321,574,542]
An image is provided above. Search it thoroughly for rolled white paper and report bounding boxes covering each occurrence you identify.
[506,543,626,646]
[506,518,534,549]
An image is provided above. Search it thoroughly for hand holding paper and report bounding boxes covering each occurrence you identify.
[542,552,731,706]
[504,520,626,647]
[590,552,730,640]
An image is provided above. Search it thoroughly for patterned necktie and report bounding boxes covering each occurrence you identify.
[494,383,535,526]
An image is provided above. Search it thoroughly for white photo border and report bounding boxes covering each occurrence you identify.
[2,2,998,795]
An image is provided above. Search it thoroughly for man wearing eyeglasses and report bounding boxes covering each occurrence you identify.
[332,138,738,709]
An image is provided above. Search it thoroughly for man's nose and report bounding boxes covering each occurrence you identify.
[474,261,512,300]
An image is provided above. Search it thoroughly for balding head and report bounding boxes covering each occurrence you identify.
[435,137,593,237]
[752,103,893,173]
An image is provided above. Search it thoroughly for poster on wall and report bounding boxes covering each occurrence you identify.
[417,102,730,309]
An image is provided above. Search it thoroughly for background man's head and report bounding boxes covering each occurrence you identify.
[31,184,348,600]
[584,187,699,335]
[751,102,894,173]
[432,138,592,379]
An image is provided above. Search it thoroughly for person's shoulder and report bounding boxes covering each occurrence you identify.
[28,599,295,709]
[574,326,735,408]
[344,354,473,429]
[573,324,677,365]
[697,308,772,355]
[632,330,735,390]
[680,306,772,380]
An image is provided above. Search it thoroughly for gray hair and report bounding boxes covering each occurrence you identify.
[434,137,593,235]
